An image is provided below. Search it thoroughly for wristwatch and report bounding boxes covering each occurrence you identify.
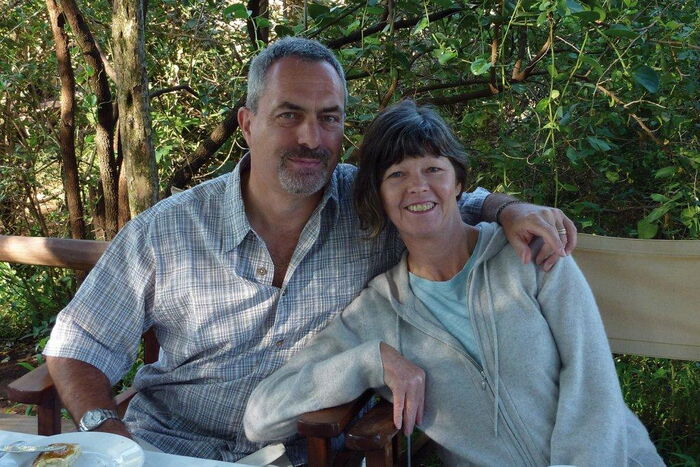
[78,408,120,432]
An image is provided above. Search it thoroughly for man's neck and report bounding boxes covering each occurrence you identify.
[243,169,323,234]
[242,168,326,287]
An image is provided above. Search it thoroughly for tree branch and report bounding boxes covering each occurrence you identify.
[326,7,462,49]
[167,97,246,193]
[150,84,200,99]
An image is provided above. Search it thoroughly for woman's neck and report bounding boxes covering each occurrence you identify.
[405,222,478,282]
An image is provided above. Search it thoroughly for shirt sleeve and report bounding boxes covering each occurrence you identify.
[43,217,156,385]
[243,290,386,443]
[458,187,490,225]
[536,256,631,466]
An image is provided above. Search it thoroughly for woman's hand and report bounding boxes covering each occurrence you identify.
[380,342,425,435]
[499,203,578,271]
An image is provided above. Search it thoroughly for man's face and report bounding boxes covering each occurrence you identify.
[239,57,345,197]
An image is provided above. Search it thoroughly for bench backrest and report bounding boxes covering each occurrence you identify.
[575,233,700,361]
[0,235,159,363]
[3,234,698,361]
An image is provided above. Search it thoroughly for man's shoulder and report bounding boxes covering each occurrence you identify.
[131,173,231,226]
[332,163,358,191]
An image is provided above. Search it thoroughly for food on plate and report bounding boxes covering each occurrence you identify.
[31,443,81,466]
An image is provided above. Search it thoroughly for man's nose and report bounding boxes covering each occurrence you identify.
[297,119,321,149]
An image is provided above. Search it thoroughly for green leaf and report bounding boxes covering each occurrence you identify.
[223,4,250,19]
[535,97,550,113]
[654,166,676,178]
[645,206,670,223]
[435,47,458,65]
[413,16,430,34]
[550,89,560,99]
[566,0,585,13]
[571,11,600,23]
[650,193,669,202]
[605,171,620,182]
[586,136,611,152]
[637,220,658,239]
[470,58,492,75]
[606,24,637,39]
[631,65,660,93]
[511,83,528,94]
[307,3,330,19]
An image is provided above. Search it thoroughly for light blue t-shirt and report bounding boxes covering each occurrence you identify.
[408,232,483,365]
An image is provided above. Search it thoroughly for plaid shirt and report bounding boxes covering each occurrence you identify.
[44,155,488,463]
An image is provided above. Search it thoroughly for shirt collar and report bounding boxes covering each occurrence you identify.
[221,154,341,252]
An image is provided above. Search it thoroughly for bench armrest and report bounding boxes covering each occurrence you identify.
[297,390,373,438]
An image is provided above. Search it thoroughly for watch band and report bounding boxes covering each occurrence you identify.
[78,408,120,432]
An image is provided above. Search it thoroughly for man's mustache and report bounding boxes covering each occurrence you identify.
[282,147,331,163]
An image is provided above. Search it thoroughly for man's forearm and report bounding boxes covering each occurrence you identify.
[46,356,131,437]
[481,193,520,223]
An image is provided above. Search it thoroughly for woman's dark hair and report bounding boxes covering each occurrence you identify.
[353,100,468,237]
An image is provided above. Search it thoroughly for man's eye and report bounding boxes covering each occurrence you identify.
[321,115,340,123]
[279,112,297,119]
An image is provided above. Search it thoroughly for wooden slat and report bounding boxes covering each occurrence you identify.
[298,391,373,438]
[0,414,75,435]
[0,235,108,270]
[345,400,399,452]
[5,364,53,405]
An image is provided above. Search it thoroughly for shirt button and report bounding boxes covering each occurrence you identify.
[281,289,287,296]
[275,340,284,348]
[257,267,267,276]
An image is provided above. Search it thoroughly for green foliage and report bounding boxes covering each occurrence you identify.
[616,356,700,464]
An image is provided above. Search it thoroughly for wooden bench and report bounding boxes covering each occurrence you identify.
[3,233,699,466]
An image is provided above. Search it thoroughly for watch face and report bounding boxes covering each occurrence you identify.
[85,410,101,427]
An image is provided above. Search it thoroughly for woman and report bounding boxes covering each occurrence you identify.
[243,100,662,466]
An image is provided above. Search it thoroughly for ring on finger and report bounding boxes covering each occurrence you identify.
[557,228,567,235]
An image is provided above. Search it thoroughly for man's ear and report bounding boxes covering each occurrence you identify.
[238,107,253,144]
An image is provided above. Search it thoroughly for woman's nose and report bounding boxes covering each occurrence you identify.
[407,173,429,193]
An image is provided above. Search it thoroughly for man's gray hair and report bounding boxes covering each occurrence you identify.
[246,37,347,112]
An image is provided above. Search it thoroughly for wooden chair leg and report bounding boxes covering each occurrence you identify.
[307,436,331,466]
[364,443,394,467]
[37,388,62,435]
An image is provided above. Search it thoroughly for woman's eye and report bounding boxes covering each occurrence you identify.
[427,166,442,173]
[386,171,403,179]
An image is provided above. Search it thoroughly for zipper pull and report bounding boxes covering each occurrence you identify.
[481,370,487,390]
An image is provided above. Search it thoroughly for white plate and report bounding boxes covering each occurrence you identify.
[0,432,144,467]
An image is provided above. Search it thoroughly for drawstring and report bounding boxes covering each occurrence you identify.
[483,262,500,437]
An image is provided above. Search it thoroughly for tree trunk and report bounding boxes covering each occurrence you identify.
[45,0,86,240]
[112,0,158,216]
[60,0,119,239]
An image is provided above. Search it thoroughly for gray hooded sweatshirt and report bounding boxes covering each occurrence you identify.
[244,222,663,466]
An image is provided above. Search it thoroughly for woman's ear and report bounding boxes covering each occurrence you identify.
[454,182,463,200]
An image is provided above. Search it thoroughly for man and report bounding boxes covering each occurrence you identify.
[44,38,576,464]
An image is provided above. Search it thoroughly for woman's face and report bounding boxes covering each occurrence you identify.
[379,155,462,242]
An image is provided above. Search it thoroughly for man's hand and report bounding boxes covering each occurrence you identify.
[380,342,425,435]
[97,418,133,439]
[499,203,577,271]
